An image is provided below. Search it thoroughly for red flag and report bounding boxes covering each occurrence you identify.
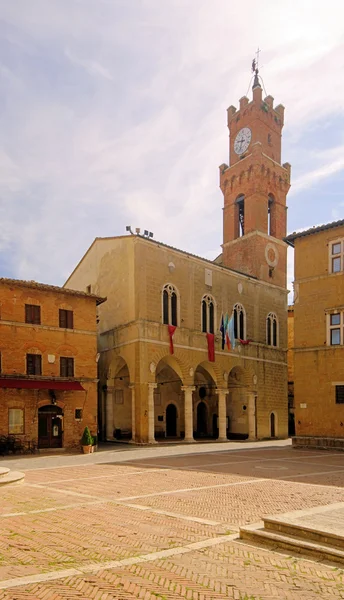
[239,339,251,345]
[168,325,177,354]
[206,333,215,362]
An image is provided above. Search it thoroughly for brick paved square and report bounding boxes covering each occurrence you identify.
[1,444,344,599]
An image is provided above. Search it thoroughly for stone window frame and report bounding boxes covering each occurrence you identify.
[162,283,180,327]
[266,312,279,347]
[201,294,216,334]
[329,238,344,274]
[233,302,246,340]
[8,408,24,435]
[327,310,344,346]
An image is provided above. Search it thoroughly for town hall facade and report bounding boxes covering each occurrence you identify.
[65,75,291,444]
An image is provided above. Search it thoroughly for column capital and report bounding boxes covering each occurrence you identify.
[181,386,196,393]
[148,382,158,391]
[215,388,228,396]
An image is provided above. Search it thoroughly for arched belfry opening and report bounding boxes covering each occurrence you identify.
[268,194,275,237]
[236,194,245,238]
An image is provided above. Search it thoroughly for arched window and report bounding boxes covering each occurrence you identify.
[235,194,245,238]
[201,295,215,334]
[266,312,278,347]
[162,284,178,326]
[233,303,245,340]
[268,194,275,237]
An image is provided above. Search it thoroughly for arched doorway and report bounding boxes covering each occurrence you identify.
[194,362,217,439]
[197,402,207,436]
[156,357,183,440]
[270,412,276,438]
[166,404,177,437]
[38,405,63,449]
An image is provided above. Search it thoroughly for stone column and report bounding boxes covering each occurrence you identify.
[182,386,195,443]
[248,392,257,441]
[216,389,228,442]
[105,386,114,441]
[148,383,157,444]
[129,384,136,443]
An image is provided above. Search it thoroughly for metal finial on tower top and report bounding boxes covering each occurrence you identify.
[252,47,261,89]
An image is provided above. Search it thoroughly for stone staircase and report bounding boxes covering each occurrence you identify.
[0,466,25,486]
[240,510,344,564]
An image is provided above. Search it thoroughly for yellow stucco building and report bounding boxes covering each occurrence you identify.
[65,76,290,444]
[286,220,344,450]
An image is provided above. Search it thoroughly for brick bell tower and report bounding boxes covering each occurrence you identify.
[220,58,291,287]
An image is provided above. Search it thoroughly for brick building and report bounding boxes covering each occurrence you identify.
[287,306,295,435]
[65,75,290,444]
[0,278,105,450]
[286,220,344,450]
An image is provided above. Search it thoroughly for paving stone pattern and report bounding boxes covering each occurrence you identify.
[1,445,344,599]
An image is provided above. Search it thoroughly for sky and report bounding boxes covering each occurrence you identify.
[0,0,343,300]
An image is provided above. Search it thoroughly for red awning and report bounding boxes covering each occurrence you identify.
[0,378,85,391]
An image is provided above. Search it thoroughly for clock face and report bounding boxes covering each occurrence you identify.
[234,127,252,155]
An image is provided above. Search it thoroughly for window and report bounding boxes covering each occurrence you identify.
[59,309,73,329]
[162,284,178,326]
[75,409,83,420]
[233,303,245,340]
[336,386,344,404]
[201,295,215,333]
[9,408,24,434]
[330,240,344,273]
[86,285,91,294]
[60,357,74,377]
[236,194,245,238]
[25,304,41,325]
[0,352,1,373]
[329,312,344,345]
[27,354,42,375]
[266,312,278,346]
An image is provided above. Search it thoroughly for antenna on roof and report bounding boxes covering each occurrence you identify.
[126,225,134,235]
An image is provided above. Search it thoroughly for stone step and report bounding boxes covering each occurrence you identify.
[264,517,344,550]
[240,526,344,565]
[0,467,10,478]
[0,471,25,486]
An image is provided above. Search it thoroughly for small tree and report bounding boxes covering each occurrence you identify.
[81,426,93,446]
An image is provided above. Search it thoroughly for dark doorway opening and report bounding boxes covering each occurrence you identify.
[38,405,63,449]
[270,412,276,438]
[212,413,218,439]
[166,404,177,437]
[196,401,207,437]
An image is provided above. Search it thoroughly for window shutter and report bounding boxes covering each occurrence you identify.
[67,311,73,329]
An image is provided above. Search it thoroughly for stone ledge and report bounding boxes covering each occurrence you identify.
[292,436,344,451]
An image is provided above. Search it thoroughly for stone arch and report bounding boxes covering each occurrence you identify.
[151,349,189,383]
[193,361,219,439]
[105,356,131,442]
[226,363,255,441]
[155,356,184,440]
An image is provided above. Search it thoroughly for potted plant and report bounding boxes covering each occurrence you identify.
[92,435,98,452]
[81,426,93,454]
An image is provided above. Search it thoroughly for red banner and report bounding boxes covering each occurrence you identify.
[168,325,177,354]
[206,333,215,362]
